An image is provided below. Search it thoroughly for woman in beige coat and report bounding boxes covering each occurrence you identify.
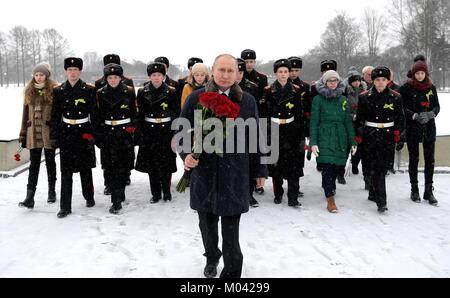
[18,63,58,209]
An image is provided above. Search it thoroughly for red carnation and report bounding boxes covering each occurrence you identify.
[393,130,401,143]
[199,92,240,119]
[82,133,94,141]
[14,154,21,161]
[125,127,136,133]
[420,102,430,108]
[354,136,363,144]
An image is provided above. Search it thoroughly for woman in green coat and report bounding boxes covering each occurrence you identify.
[310,70,357,213]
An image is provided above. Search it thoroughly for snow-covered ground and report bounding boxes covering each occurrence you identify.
[1,155,449,278]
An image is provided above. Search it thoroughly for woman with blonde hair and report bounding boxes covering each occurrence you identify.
[18,63,58,209]
[180,63,210,108]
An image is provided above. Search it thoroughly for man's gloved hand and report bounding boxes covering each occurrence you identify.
[418,112,435,125]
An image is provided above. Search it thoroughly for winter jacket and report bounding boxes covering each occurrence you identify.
[400,82,440,143]
[310,81,355,166]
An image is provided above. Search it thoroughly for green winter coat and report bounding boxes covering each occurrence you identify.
[310,94,356,166]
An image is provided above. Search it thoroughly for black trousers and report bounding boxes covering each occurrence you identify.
[369,173,387,207]
[27,148,56,191]
[60,169,94,211]
[407,140,435,186]
[198,212,243,278]
[272,176,299,201]
[107,168,127,205]
[148,173,171,199]
[321,164,338,198]
[351,144,362,170]
[104,168,131,187]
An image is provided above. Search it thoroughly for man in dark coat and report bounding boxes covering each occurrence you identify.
[94,54,134,195]
[179,54,267,278]
[96,63,137,214]
[241,49,268,118]
[135,62,178,203]
[288,56,311,198]
[236,58,262,207]
[264,59,304,207]
[50,57,98,218]
[356,66,405,213]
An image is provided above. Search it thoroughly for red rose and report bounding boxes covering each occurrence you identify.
[14,154,21,161]
[304,145,311,151]
[420,102,430,108]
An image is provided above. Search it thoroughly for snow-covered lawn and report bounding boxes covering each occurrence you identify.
[1,156,449,277]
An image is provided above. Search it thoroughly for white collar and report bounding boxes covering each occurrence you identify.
[219,89,231,96]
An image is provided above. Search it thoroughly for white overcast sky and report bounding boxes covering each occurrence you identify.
[1,0,391,68]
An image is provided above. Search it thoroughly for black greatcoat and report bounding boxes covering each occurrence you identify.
[96,83,137,171]
[50,80,98,173]
[135,83,178,175]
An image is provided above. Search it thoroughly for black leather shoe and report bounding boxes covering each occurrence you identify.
[288,200,301,207]
[19,189,35,209]
[47,190,56,204]
[424,184,438,206]
[150,197,161,204]
[163,194,172,202]
[104,186,111,196]
[368,195,376,203]
[57,209,71,218]
[377,205,388,213]
[109,204,122,214]
[86,199,95,208]
[274,197,282,205]
[203,261,219,278]
[298,191,304,198]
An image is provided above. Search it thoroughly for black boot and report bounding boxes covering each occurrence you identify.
[255,187,264,195]
[337,175,346,185]
[249,196,259,207]
[19,189,36,209]
[410,184,421,203]
[163,193,172,202]
[274,197,282,204]
[377,205,388,213]
[57,209,71,218]
[288,198,301,208]
[352,164,359,175]
[424,184,438,206]
[109,203,122,214]
[150,196,161,204]
[86,198,96,208]
[47,190,56,204]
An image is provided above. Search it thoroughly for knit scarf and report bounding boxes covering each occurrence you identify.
[407,78,433,92]
[34,82,45,90]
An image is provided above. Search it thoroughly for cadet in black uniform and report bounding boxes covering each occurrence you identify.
[135,62,178,203]
[288,56,311,198]
[264,59,304,207]
[236,58,260,207]
[356,66,405,213]
[95,54,134,195]
[241,49,269,117]
[96,63,137,214]
[50,57,98,218]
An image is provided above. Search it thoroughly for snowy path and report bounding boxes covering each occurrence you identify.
[1,155,449,277]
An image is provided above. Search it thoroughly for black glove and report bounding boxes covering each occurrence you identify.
[418,112,435,125]
[396,142,404,151]
[19,136,26,148]
[50,139,59,149]
[306,150,312,161]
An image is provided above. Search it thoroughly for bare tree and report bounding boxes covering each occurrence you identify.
[362,7,385,57]
[0,32,6,87]
[320,12,363,73]
[43,28,69,80]
[29,29,43,66]
[9,26,23,86]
